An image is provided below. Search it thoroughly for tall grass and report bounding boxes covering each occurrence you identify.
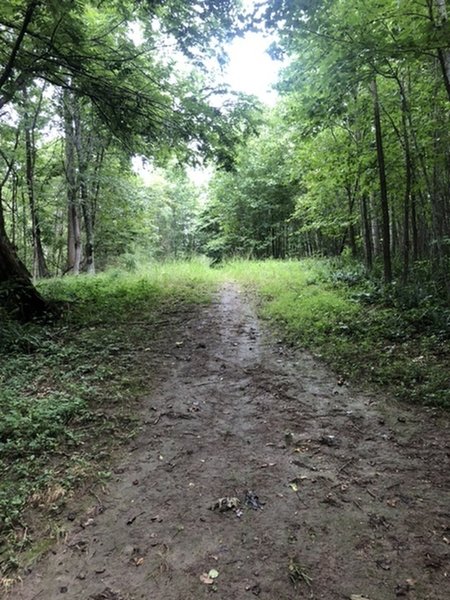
[38,258,223,325]
[224,259,359,343]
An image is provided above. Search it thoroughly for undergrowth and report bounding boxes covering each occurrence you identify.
[0,259,220,575]
[223,259,450,409]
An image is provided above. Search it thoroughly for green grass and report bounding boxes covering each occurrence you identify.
[222,258,450,408]
[39,258,221,324]
[0,259,221,574]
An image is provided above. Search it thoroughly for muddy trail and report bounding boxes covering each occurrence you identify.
[11,283,450,600]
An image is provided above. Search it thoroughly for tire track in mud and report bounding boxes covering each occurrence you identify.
[10,282,450,600]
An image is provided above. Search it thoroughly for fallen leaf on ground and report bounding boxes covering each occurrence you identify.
[208,569,219,579]
[81,518,96,528]
[200,573,214,585]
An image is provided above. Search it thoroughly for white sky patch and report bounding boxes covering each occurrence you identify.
[130,2,283,186]
[132,155,158,185]
[186,164,213,188]
[224,32,280,106]
[128,21,145,46]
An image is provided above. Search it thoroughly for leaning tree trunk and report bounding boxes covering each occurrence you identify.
[0,122,48,318]
[0,199,48,319]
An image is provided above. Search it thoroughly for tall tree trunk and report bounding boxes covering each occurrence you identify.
[411,191,419,262]
[434,0,450,101]
[23,87,50,279]
[73,98,95,274]
[11,173,17,247]
[397,78,412,283]
[63,89,82,275]
[371,78,392,283]
[346,186,357,257]
[361,196,373,270]
[80,186,95,274]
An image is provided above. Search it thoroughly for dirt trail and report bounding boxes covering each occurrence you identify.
[11,283,450,600]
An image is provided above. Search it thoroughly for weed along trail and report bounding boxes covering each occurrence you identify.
[11,282,450,600]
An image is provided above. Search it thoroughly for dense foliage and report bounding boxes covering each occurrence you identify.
[3,1,450,312]
[0,0,253,316]
[203,0,450,301]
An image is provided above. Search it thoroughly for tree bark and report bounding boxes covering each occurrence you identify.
[73,99,95,274]
[63,89,82,274]
[0,200,48,319]
[0,123,48,318]
[346,185,357,257]
[23,87,50,279]
[396,77,412,283]
[370,78,392,283]
[361,196,373,270]
[434,0,450,101]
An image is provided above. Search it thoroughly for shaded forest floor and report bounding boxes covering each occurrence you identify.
[2,268,450,600]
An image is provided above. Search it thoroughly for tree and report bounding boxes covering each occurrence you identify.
[263,0,450,290]
[21,84,50,279]
[201,107,300,260]
[0,0,244,316]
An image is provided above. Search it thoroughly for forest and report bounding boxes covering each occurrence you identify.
[1,1,450,304]
[1,1,450,598]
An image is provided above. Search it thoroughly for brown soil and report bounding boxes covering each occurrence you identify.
[9,283,450,600]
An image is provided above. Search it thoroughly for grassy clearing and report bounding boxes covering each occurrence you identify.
[223,259,450,409]
[0,259,221,574]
